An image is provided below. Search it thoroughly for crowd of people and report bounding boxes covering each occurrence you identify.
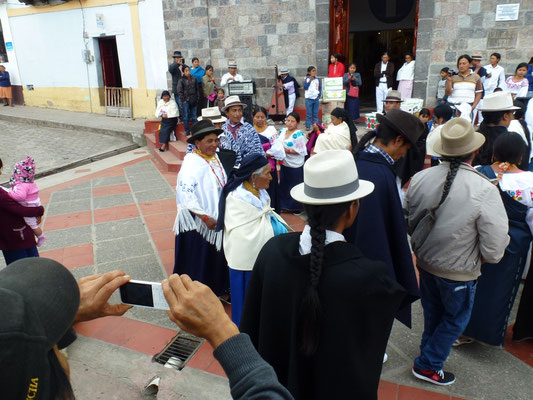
[2,48,533,400]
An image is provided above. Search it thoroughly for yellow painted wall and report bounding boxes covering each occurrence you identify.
[22,87,157,119]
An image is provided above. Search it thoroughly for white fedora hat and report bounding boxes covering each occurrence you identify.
[433,118,485,157]
[291,150,374,205]
[198,107,227,124]
[480,91,521,112]
[221,95,247,112]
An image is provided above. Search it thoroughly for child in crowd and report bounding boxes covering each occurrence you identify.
[214,88,226,114]
[436,67,449,105]
[418,108,432,132]
[276,112,307,213]
[8,156,46,246]
[304,66,321,131]
[505,63,529,99]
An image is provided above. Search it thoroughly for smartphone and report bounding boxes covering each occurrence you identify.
[119,280,170,310]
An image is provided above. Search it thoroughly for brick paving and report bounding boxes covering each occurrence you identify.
[2,148,533,399]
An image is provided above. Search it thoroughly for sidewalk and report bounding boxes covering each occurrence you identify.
[0,104,147,145]
[4,148,528,399]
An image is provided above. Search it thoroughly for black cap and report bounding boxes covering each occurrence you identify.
[0,258,79,398]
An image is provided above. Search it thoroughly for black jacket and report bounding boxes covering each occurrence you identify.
[177,76,199,104]
[168,62,183,93]
[373,62,395,87]
[240,233,407,400]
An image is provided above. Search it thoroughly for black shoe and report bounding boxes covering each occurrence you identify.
[3,103,8,106]
[412,366,456,386]
[159,148,165,152]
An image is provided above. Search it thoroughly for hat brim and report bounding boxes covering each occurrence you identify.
[479,105,521,112]
[383,99,403,103]
[187,127,224,144]
[221,102,247,112]
[290,179,375,205]
[433,131,486,157]
[198,116,227,123]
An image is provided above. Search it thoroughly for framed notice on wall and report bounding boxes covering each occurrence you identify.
[495,4,520,21]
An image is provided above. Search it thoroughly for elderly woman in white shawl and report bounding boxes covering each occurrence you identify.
[173,120,229,296]
[216,153,289,326]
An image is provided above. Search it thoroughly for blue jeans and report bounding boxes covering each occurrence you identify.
[305,98,319,130]
[414,268,477,371]
[2,246,39,265]
[180,100,198,135]
[174,93,184,120]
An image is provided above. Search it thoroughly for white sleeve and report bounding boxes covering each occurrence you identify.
[220,73,229,87]
[517,84,529,98]
[498,68,506,88]
[526,100,533,136]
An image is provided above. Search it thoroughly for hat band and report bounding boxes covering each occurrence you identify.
[385,97,401,102]
[303,179,359,199]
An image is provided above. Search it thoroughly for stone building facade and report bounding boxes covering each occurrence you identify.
[415,0,533,105]
[162,0,329,107]
[163,0,533,109]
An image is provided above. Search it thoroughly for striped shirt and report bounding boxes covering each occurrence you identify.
[448,72,482,104]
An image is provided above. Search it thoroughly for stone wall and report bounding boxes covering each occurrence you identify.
[162,0,329,108]
[415,0,533,106]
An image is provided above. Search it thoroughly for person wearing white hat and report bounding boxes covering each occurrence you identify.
[220,60,243,93]
[240,150,408,399]
[473,91,521,166]
[219,95,264,167]
[280,68,300,115]
[405,118,509,386]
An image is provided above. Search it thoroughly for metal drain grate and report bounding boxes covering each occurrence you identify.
[152,332,204,370]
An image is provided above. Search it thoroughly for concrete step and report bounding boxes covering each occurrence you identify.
[144,119,186,134]
[144,132,182,173]
[169,140,188,159]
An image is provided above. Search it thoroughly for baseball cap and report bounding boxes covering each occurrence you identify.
[0,258,80,399]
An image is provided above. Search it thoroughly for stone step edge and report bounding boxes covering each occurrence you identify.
[0,112,146,146]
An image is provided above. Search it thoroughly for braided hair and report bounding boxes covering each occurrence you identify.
[298,201,354,357]
[439,153,474,205]
[331,107,358,153]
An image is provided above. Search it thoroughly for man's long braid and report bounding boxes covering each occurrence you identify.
[439,158,462,206]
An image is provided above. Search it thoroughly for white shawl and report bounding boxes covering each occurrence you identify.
[173,152,226,250]
[314,121,351,153]
[223,185,289,271]
[397,61,415,81]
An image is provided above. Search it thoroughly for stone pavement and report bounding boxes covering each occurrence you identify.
[9,148,531,400]
[0,118,134,186]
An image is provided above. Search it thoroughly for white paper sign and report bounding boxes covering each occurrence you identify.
[495,4,520,21]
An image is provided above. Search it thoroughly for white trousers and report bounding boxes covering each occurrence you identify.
[286,93,296,115]
[376,83,390,113]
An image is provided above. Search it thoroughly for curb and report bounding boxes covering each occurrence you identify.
[0,112,147,146]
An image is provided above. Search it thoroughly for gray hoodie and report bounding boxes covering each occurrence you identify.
[404,162,509,281]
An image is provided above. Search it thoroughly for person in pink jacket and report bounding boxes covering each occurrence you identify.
[8,156,46,246]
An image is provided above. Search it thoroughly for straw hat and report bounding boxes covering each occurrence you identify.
[384,90,403,103]
[290,150,374,205]
[433,118,485,157]
[480,91,521,112]
[221,95,247,112]
[198,107,227,124]
[376,109,425,145]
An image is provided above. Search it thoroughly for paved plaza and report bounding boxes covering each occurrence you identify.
[1,106,533,399]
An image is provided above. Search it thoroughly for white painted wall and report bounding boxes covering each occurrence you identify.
[0,4,22,86]
[8,1,167,90]
[139,0,168,90]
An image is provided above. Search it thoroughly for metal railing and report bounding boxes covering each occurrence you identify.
[105,87,133,118]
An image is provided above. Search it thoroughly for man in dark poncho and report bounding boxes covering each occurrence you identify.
[280,68,300,115]
[344,109,425,328]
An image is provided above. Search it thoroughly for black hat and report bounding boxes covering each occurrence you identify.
[377,109,425,145]
[187,119,224,144]
[172,51,183,58]
[0,258,80,399]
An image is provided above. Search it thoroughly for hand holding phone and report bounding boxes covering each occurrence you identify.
[120,280,170,310]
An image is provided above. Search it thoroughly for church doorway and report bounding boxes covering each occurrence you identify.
[330,0,419,109]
